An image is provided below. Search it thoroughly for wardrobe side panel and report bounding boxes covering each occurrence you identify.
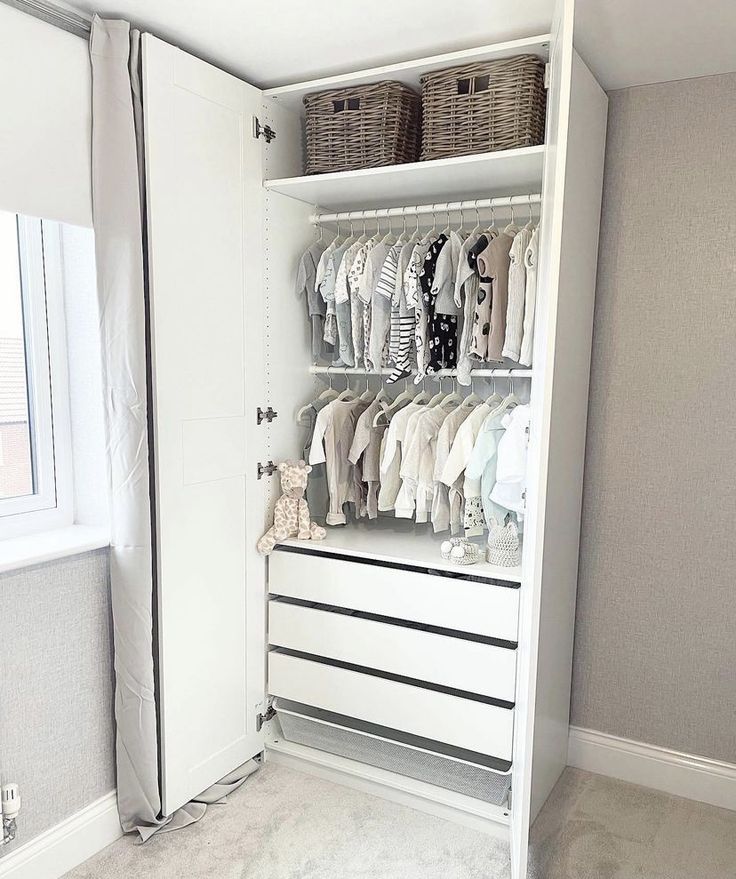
[261,97,320,519]
[511,1,573,875]
[528,51,607,817]
[142,35,268,816]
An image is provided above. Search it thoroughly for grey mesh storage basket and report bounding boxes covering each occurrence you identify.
[275,699,512,807]
[303,81,421,175]
[420,55,547,161]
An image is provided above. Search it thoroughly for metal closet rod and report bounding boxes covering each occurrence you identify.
[309,366,533,378]
[310,193,542,225]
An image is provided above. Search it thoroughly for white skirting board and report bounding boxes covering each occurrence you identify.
[0,791,121,879]
[568,727,736,812]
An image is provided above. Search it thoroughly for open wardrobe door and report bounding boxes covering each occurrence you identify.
[142,35,268,816]
[510,0,608,876]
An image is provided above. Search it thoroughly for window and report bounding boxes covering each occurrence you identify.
[0,211,72,538]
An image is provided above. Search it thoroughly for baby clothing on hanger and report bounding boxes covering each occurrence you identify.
[323,238,355,366]
[296,240,330,361]
[358,238,392,366]
[370,242,402,370]
[347,238,376,367]
[519,228,539,367]
[464,409,509,533]
[406,406,451,523]
[404,238,432,310]
[431,403,473,532]
[471,232,514,363]
[386,239,419,382]
[426,230,462,374]
[490,403,530,520]
[453,232,485,386]
[309,396,369,525]
[300,396,330,521]
[502,225,533,362]
[440,401,492,534]
[349,399,388,519]
[377,400,424,511]
[416,234,448,379]
[394,406,431,518]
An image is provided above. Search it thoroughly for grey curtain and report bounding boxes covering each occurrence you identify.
[89,15,257,841]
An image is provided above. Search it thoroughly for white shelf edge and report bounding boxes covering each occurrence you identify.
[264,146,545,202]
[264,34,552,112]
[277,536,523,585]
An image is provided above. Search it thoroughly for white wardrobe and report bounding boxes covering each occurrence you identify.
[141,0,607,875]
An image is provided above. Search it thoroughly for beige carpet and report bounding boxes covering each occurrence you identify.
[65,762,511,879]
[66,763,736,879]
[529,768,736,879]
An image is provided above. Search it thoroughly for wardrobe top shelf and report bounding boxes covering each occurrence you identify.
[264,34,551,114]
[278,524,522,584]
[264,147,545,212]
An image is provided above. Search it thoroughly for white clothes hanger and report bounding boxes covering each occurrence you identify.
[441,205,452,236]
[394,208,410,246]
[503,203,521,237]
[412,374,431,405]
[470,200,483,237]
[439,374,463,410]
[335,372,357,401]
[315,366,339,403]
[296,365,340,423]
[490,374,520,416]
[373,375,414,426]
[523,195,536,231]
[359,366,376,402]
[426,374,447,408]
[460,374,482,409]
[484,203,499,239]
[483,374,502,409]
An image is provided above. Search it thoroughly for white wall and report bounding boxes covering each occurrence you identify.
[0,4,92,227]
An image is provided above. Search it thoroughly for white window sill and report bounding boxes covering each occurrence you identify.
[0,525,110,575]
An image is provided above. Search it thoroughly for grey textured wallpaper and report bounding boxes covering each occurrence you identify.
[0,550,116,850]
[571,73,736,763]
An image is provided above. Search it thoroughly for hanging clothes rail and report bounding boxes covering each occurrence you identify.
[310,193,542,225]
[309,366,533,378]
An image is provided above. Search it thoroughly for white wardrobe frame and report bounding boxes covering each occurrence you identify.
[142,0,607,875]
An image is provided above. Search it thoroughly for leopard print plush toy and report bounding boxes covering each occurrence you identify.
[257,460,326,555]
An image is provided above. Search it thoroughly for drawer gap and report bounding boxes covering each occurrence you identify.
[269,595,518,649]
[273,544,521,588]
[273,698,513,774]
[270,647,515,710]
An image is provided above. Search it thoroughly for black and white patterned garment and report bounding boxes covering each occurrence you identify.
[418,234,459,374]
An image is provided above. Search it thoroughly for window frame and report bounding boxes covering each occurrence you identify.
[0,216,73,538]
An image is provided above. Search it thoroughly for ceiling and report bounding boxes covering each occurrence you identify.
[68,0,736,91]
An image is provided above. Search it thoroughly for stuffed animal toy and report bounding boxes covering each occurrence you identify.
[257,460,326,555]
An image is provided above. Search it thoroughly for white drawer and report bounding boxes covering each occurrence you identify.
[269,600,516,702]
[269,548,519,643]
[268,650,514,761]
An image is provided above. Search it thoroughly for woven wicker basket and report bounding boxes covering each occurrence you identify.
[420,55,546,161]
[303,81,421,175]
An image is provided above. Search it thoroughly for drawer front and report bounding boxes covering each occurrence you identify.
[268,650,514,761]
[269,550,519,642]
[269,600,516,702]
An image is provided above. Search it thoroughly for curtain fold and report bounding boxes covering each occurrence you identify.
[89,15,257,841]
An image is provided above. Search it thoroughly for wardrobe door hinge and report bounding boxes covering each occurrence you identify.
[544,62,550,89]
[256,406,278,425]
[253,116,277,143]
[256,702,276,731]
[257,461,278,480]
